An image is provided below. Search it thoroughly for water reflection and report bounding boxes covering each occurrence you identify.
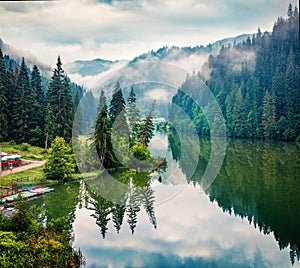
[82,171,157,238]
[31,133,300,267]
[31,182,80,225]
[169,131,300,265]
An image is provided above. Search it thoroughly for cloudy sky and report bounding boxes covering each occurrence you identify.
[0,0,298,65]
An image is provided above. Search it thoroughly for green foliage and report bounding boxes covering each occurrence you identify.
[44,136,76,181]
[168,131,300,264]
[29,65,45,147]
[0,49,8,141]
[0,200,84,268]
[130,144,151,160]
[138,102,155,146]
[93,90,117,168]
[127,87,140,146]
[12,201,34,233]
[0,141,45,161]
[11,58,33,144]
[108,82,127,127]
[45,57,74,145]
[73,137,99,172]
[172,4,299,141]
[93,83,160,170]
[20,142,30,151]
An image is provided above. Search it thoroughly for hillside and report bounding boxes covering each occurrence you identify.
[171,4,299,141]
[64,34,251,97]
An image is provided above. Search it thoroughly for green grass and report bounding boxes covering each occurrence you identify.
[0,166,45,187]
[1,142,46,161]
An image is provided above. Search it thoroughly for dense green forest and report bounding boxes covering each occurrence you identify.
[172,4,299,141]
[0,52,87,147]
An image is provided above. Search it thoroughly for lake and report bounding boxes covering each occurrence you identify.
[32,132,300,268]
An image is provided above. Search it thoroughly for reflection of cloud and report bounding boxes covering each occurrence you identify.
[73,184,296,268]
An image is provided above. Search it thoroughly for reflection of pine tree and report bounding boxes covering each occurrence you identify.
[139,185,157,229]
[290,244,300,265]
[112,204,126,234]
[126,188,140,234]
[90,195,113,239]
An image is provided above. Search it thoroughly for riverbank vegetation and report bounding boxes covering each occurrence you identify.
[1,142,45,161]
[0,200,84,267]
[91,84,165,171]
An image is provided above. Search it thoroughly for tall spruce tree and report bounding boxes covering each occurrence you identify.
[97,89,106,114]
[5,62,16,141]
[11,58,32,143]
[0,48,8,141]
[262,90,276,139]
[109,82,126,127]
[109,82,130,166]
[45,56,74,145]
[127,87,140,146]
[138,102,155,146]
[29,65,45,146]
[93,91,116,168]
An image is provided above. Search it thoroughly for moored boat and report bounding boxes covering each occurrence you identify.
[2,186,54,203]
[0,207,15,217]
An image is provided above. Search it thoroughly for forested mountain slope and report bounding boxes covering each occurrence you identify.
[172,4,299,141]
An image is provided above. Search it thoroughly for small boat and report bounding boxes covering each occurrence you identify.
[2,186,54,203]
[0,207,15,217]
[22,186,35,191]
[29,186,54,195]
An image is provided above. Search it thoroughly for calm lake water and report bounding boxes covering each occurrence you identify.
[32,132,300,268]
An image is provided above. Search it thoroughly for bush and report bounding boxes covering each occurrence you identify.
[130,144,151,161]
[20,142,30,151]
[44,137,76,181]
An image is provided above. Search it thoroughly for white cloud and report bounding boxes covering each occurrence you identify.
[145,88,172,101]
[0,0,298,65]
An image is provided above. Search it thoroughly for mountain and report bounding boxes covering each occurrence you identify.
[171,5,299,141]
[65,33,252,92]
[64,33,252,117]
[0,38,52,76]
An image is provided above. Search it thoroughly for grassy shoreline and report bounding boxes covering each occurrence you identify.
[1,142,46,161]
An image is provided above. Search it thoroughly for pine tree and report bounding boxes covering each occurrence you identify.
[138,102,155,146]
[127,87,140,147]
[112,204,126,234]
[108,82,126,127]
[127,188,140,235]
[61,76,74,140]
[45,56,74,144]
[11,58,32,143]
[97,89,106,114]
[140,185,157,229]
[127,87,140,131]
[262,90,276,139]
[109,82,130,166]
[5,61,16,141]
[29,65,45,146]
[0,48,8,141]
[93,91,116,168]
[73,90,83,137]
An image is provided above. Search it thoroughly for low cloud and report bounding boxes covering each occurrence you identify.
[146,88,172,101]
